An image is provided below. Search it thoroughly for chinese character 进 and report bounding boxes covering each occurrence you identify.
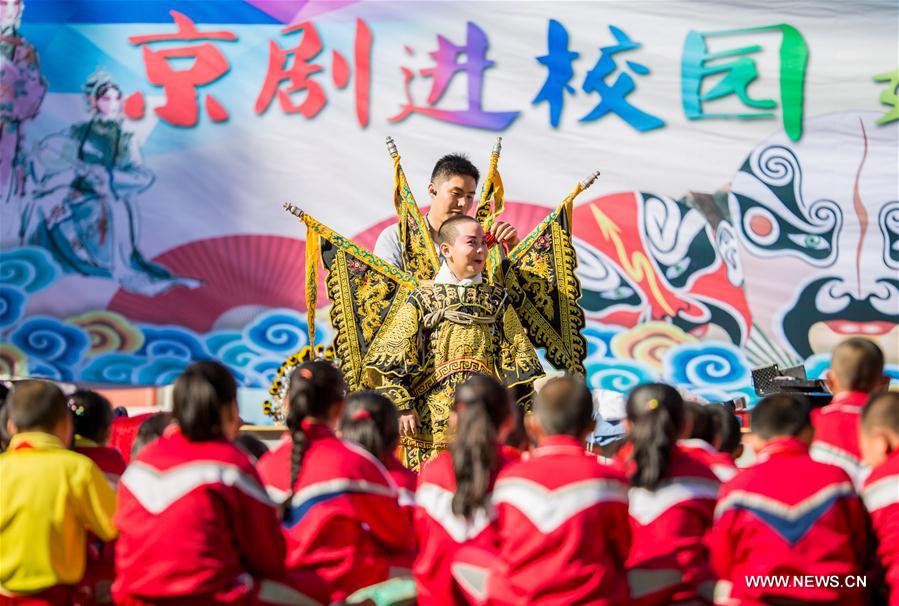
[390,22,519,131]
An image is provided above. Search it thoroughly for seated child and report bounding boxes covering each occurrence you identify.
[257,363,413,604]
[624,383,719,606]
[710,393,870,606]
[453,376,632,605]
[129,412,172,459]
[414,374,518,606]
[67,390,127,606]
[859,391,899,606]
[0,381,117,606]
[812,337,888,486]
[69,389,127,488]
[679,400,738,482]
[114,362,312,606]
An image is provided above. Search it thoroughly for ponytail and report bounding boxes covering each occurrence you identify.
[340,391,398,460]
[626,383,684,490]
[450,374,511,518]
[283,361,345,516]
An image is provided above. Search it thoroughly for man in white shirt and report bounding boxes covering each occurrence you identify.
[372,153,520,269]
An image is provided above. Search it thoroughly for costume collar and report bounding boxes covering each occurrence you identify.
[830,391,870,408]
[756,436,809,462]
[8,432,66,452]
[74,435,99,448]
[534,434,586,454]
[434,262,483,286]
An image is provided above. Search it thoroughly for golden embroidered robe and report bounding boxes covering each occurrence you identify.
[364,282,543,469]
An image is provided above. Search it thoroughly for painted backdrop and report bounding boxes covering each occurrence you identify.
[1,0,897,421]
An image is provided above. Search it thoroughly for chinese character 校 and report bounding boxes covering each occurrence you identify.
[533,21,664,132]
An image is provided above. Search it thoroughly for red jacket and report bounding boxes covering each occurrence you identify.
[862,449,899,606]
[108,413,155,464]
[625,443,720,606]
[487,435,631,605]
[257,422,413,603]
[383,453,418,571]
[709,437,870,606]
[74,439,127,490]
[679,439,739,482]
[811,391,871,487]
[414,448,517,606]
[113,427,286,602]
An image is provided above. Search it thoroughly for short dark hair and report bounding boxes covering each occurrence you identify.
[861,391,899,434]
[173,361,237,442]
[684,400,715,443]
[535,376,594,437]
[430,153,479,185]
[831,337,885,392]
[68,389,113,443]
[751,393,811,440]
[8,380,68,432]
[132,412,173,458]
[437,214,481,246]
[709,403,742,455]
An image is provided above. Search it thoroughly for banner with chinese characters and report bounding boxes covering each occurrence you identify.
[1,0,897,420]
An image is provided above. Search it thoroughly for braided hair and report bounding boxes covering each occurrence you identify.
[283,361,345,515]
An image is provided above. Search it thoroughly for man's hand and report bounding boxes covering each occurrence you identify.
[490,221,519,249]
[399,411,419,436]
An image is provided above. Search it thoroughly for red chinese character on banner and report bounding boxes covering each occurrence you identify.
[127,11,237,127]
[256,19,372,127]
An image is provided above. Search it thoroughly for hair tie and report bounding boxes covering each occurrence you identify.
[298,368,313,379]
[67,400,86,416]
[352,409,372,422]
[646,398,660,411]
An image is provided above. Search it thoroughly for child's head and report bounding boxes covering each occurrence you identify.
[748,393,813,452]
[283,362,346,510]
[67,389,113,444]
[626,383,684,490]
[683,400,715,443]
[234,433,269,463]
[826,337,886,395]
[173,361,240,442]
[859,391,899,468]
[428,153,479,226]
[708,403,744,460]
[131,412,173,459]
[450,374,513,518]
[339,390,399,461]
[8,380,72,444]
[532,376,594,441]
[437,215,487,279]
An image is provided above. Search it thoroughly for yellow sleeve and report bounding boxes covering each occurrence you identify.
[499,305,544,412]
[74,461,118,542]
[363,296,424,410]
